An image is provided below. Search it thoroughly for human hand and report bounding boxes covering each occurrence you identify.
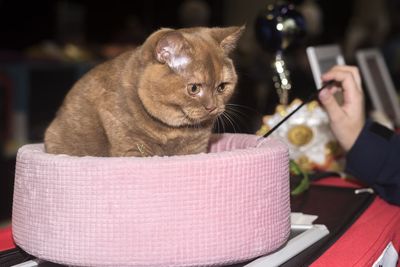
[318,65,365,151]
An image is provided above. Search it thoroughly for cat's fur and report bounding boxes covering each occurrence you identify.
[44,26,244,157]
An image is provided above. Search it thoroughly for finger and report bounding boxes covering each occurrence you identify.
[318,88,345,122]
[322,65,362,90]
[321,74,364,117]
[331,65,362,88]
[321,85,341,97]
[321,69,362,102]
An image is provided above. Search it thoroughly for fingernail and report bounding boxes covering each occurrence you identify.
[319,88,329,101]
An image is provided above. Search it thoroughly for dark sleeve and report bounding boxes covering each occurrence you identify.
[345,120,400,205]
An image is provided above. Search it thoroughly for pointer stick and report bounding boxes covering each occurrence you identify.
[263,80,335,138]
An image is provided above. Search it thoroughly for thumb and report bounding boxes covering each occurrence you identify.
[318,88,343,122]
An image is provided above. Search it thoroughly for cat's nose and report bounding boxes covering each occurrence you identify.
[204,105,217,113]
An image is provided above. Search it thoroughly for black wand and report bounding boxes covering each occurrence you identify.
[263,80,336,138]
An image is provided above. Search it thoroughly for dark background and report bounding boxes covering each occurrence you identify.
[1,0,400,222]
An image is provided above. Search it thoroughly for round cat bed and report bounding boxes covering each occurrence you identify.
[12,133,290,267]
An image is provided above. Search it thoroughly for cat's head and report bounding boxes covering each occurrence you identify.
[138,26,244,128]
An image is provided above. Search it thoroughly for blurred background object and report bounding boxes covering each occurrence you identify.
[255,1,306,105]
[179,0,211,27]
[343,0,390,61]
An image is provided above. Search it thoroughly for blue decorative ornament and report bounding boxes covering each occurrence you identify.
[254,2,306,105]
[255,2,306,53]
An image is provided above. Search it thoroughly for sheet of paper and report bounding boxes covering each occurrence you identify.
[290,212,318,225]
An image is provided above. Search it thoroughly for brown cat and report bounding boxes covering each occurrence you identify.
[44,26,244,157]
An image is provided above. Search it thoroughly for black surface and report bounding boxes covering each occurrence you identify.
[0,157,16,221]
[281,184,375,267]
[0,247,34,267]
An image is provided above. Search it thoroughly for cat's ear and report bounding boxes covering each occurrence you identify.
[155,31,192,70]
[210,25,245,54]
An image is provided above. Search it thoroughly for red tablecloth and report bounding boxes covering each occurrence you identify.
[311,178,400,267]
[0,225,14,251]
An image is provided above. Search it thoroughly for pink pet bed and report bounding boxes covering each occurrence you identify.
[12,133,290,267]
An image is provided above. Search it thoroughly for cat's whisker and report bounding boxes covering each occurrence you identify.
[226,104,260,121]
[220,112,238,133]
[226,103,261,116]
[218,113,226,133]
[221,113,235,133]
[221,116,227,133]
[226,106,249,118]
[213,116,222,133]
[220,116,224,133]
[194,120,200,130]
[225,109,247,128]
[225,104,261,132]
[217,116,223,134]
[228,112,241,133]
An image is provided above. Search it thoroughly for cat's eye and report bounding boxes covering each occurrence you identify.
[187,84,201,95]
[217,83,228,93]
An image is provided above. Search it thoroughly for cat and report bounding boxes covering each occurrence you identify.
[44,26,244,157]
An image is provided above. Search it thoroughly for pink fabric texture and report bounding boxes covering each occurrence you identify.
[12,133,290,267]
